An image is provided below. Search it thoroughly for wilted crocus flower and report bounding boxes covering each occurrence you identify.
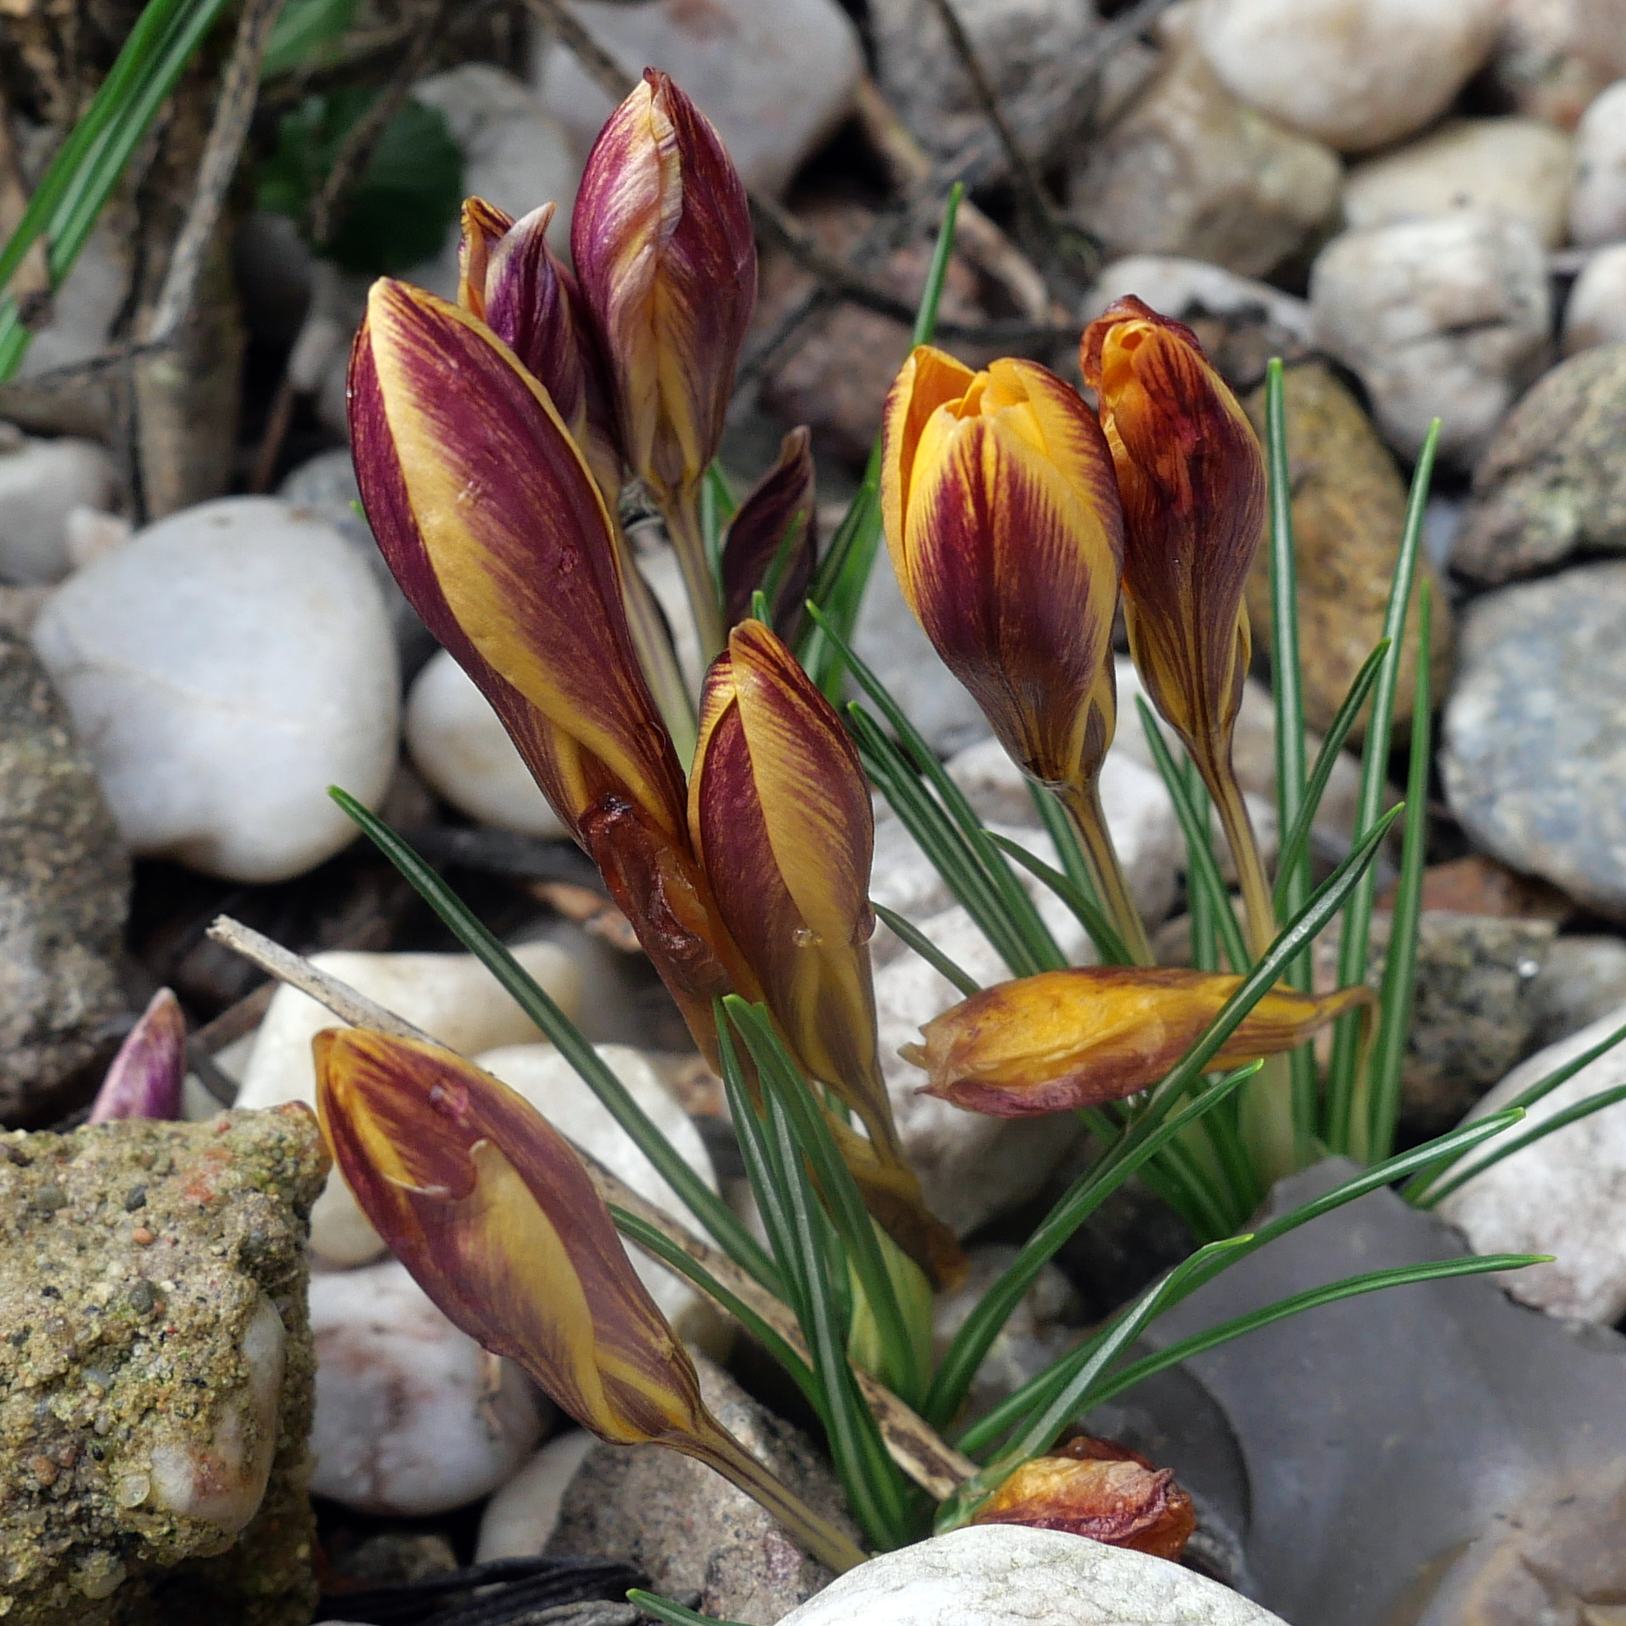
[572,69,757,655]
[901,966,1373,1117]
[720,427,817,638]
[1082,297,1275,954]
[690,619,960,1283]
[972,1435,1195,1559]
[89,988,186,1124]
[314,1028,866,1572]
[879,346,1149,961]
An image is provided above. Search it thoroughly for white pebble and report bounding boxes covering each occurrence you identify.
[0,429,118,584]
[1564,245,1626,353]
[476,1431,596,1561]
[1571,78,1626,244]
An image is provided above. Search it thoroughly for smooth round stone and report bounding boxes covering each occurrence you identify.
[779,1526,1290,1624]
[0,429,118,584]
[1309,214,1551,465]
[309,1261,549,1515]
[1342,117,1575,248]
[30,497,400,882]
[405,651,567,840]
[1564,244,1626,353]
[1571,78,1626,244]
[233,942,584,1266]
[473,1042,726,1349]
[476,1431,596,1561]
[1194,0,1501,153]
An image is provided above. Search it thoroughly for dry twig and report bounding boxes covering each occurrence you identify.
[208,912,978,1502]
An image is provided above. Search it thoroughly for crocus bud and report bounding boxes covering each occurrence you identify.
[720,427,817,637]
[1080,296,1266,771]
[973,1436,1195,1560]
[349,276,686,848]
[571,70,756,502]
[89,988,185,1124]
[902,966,1374,1117]
[880,347,1124,792]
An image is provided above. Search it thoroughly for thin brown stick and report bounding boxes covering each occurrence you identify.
[206,913,977,1502]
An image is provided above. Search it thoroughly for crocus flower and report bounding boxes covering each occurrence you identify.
[314,1026,867,1573]
[880,347,1124,794]
[720,427,817,637]
[571,69,756,507]
[89,988,185,1124]
[901,966,1374,1117]
[1080,296,1266,778]
[972,1436,1195,1560]
[691,619,961,1284]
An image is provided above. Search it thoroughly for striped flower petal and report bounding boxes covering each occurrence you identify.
[571,70,756,501]
[1081,296,1265,768]
[720,426,817,636]
[901,966,1374,1118]
[349,277,687,843]
[89,988,186,1124]
[881,348,1124,789]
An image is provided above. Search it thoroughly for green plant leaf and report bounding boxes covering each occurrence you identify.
[873,902,982,997]
[260,0,356,77]
[329,787,777,1289]
[987,833,1130,967]
[258,88,463,273]
[1326,422,1440,1152]
[628,1591,747,1626]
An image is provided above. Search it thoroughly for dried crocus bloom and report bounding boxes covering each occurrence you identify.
[902,966,1374,1117]
[973,1435,1196,1560]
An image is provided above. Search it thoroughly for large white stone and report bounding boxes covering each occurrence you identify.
[234,942,584,1265]
[1438,1004,1626,1324]
[309,1261,549,1515]
[1193,0,1501,154]
[0,429,118,584]
[1310,214,1551,464]
[1571,78,1626,243]
[472,1041,725,1347]
[30,497,400,881]
[476,1430,597,1561]
[405,651,569,839]
[530,0,862,196]
[1342,117,1575,248]
[1082,256,1313,343]
[1564,243,1626,353]
[779,1525,1290,1624]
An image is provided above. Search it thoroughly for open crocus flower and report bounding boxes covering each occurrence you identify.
[314,1028,867,1572]
[880,347,1124,795]
[1080,296,1265,781]
[901,967,1374,1117]
[972,1436,1195,1560]
[691,620,962,1283]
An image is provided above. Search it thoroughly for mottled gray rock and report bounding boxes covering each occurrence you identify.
[1341,116,1574,247]
[544,1357,858,1625]
[1310,213,1551,465]
[0,1107,326,1625]
[1439,1007,1626,1323]
[1144,1160,1626,1626]
[1570,76,1626,243]
[1452,345,1626,583]
[1193,0,1501,153]
[0,629,129,1124]
[1531,934,1626,1046]
[1442,563,1626,918]
[1068,35,1342,279]
[780,1527,1289,1625]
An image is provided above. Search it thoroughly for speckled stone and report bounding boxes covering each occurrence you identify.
[1240,362,1452,741]
[1453,344,1626,584]
[545,1357,857,1625]
[0,1107,327,1625]
[0,628,130,1124]
[1442,563,1626,918]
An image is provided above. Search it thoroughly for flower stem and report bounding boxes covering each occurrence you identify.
[1059,779,1154,966]
[664,487,727,661]
[615,525,698,760]
[694,1425,869,1573]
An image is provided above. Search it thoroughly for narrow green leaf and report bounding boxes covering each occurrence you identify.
[873,902,982,996]
[987,833,1131,967]
[701,460,737,576]
[628,1590,747,1626]
[329,787,778,1290]
[1327,423,1440,1152]
[1136,700,1249,973]
[261,0,356,77]
[1358,583,1434,1163]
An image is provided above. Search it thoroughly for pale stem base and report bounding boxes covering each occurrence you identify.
[1059,779,1155,966]
[664,487,727,662]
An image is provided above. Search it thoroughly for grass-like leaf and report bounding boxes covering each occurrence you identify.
[260,0,355,77]
[627,1590,746,1626]
[986,834,1130,967]
[1326,422,1440,1151]
[330,787,777,1290]
[1357,583,1434,1162]
[873,902,983,997]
